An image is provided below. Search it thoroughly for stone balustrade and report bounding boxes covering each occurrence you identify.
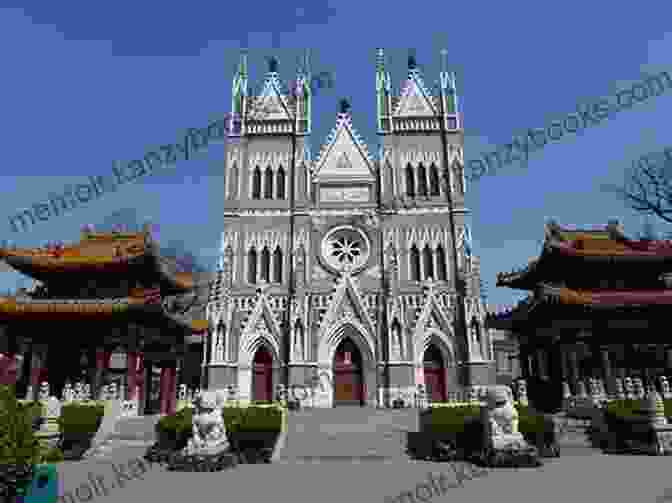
[19,380,142,424]
[561,375,672,419]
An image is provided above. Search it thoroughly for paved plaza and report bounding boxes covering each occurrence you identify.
[50,413,672,503]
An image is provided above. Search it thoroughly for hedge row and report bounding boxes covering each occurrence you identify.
[419,404,557,453]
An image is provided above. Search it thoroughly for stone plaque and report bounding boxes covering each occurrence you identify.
[320,187,369,202]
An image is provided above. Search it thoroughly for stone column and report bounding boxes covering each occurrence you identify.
[91,348,110,400]
[29,343,48,400]
[518,343,531,381]
[536,348,548,380]
[142,359,153,415]
[601,347,614,395]
[567,347,580,394]
[547,342,565,412]
[127,352,139,401]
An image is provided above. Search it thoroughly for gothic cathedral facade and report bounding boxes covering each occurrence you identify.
[205,49,494,407]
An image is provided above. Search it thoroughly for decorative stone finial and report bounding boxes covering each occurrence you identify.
[644,391,667,426]
[268,56,278,73]
[339,99,350,114]
[408,51,417,70]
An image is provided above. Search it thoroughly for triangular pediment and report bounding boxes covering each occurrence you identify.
[314,114,374,182]
[248,75,291,121]
[415,294,452,336]
[394,76,436,117]
[320,275,376,337]
[243,294,281,340]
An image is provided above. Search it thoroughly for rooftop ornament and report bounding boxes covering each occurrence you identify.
[339,99,351,114]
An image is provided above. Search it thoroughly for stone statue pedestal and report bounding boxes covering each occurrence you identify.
[167,391,237,472]
[479,386,541,468]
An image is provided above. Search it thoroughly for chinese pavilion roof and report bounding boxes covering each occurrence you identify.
[0,288,160,320]
[0,286,209,333]
[486,283,672,334]
[0,231,193,294]
[496,220,672,290]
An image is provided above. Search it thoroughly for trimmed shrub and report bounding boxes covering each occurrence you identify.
[417,403,558,460]
[155,407,193,450]
[40,447,65,463]
[0,385,42,498]
[57,403,105,435]
[151,405,283,464]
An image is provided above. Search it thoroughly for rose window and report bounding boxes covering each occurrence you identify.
[321,226,370,273]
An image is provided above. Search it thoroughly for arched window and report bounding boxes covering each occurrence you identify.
[229,162,239,199]
[276,166,286,199]
[454,162,464,194]
[273,247,283,283]
[417,163,428,196]
[423,244,434,280]
[252,166,262,199]
[430,163,441,196]
[405,164,415,197]
[391,318,403,359]
[217,320,226,359]
[264,167,274,199]
[248,247,257,284]
[260,246,270,282]
[436,245,447,281]
[410,244,421,281]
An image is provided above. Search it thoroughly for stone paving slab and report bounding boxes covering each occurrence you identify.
[53,454,672,503]
[53,449,672,503]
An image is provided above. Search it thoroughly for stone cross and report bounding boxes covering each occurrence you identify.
[633,378,644,399]
[39,382,50,402]
[74,382,85,401]
[62,383,74,402]
[516,379,528,406]
[660,376,671,400]
[643,391,668,426]
[562,381,571,399]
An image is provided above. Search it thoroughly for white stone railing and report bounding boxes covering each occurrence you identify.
[20,381,142,423]
[561,375,672,417]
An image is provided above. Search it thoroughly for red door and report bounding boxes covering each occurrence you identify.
[333,339,363,406]
[423,345,446,402]
[252,347,273,402]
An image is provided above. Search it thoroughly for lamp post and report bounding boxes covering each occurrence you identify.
[429,49,470,387]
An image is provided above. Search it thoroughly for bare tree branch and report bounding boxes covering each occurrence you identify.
[602,150,672,225]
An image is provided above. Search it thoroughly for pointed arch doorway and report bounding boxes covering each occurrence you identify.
[423,344,447,402]
[333,338,364,406]
[252,346,273,402]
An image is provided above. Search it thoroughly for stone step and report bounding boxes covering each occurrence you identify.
[278,408,418,462]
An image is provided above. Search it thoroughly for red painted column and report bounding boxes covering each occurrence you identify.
[0,353,18,386]
[159,366,170,415]
[126,352,138,400]
[136,353,145,405]
[166,366,177,415]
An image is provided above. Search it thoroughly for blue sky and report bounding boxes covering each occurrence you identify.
[1,1,671,310]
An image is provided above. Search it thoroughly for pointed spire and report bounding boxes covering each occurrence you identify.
[376,48,385,72]
[408,48,417,70]
[339,98,351,114]
[439,48,458,117]
[238,50,248,78]
[267,56,278,74]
